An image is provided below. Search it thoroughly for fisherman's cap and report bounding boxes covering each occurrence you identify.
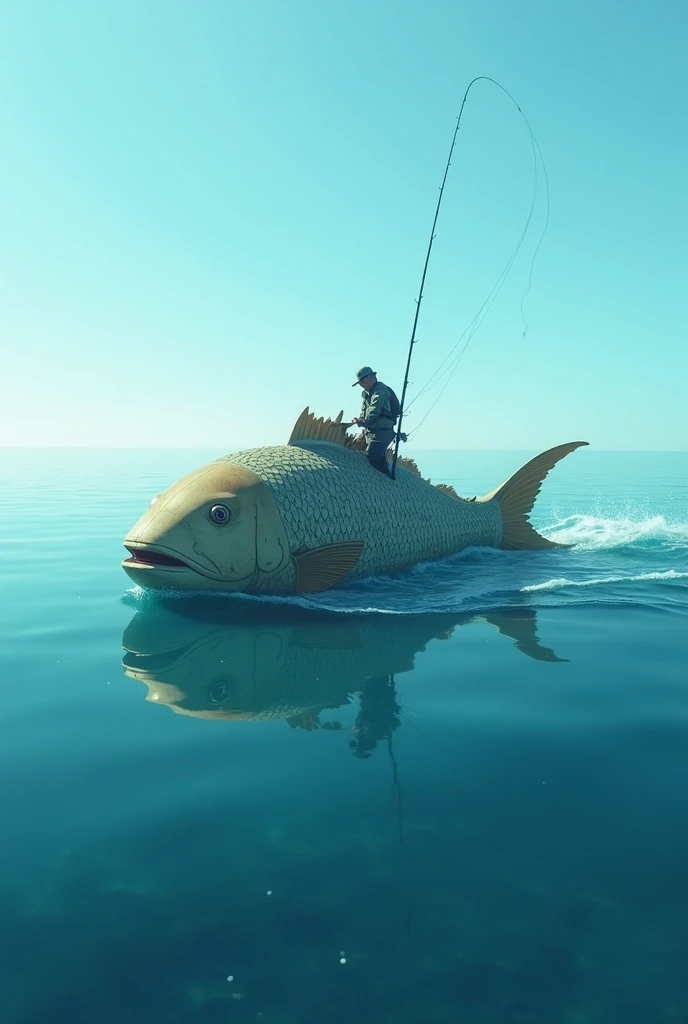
[352,365,377,386]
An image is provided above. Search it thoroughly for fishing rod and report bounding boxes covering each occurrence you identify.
[390,76,536,479]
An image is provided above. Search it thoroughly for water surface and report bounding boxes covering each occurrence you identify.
[1,448,687,1023]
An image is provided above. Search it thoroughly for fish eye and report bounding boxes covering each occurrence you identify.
[207,677,234,704]
[209,503,231,525]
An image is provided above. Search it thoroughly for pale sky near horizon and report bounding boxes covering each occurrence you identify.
[1,0,686,451]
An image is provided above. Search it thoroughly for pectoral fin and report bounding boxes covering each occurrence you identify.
[287,711,321,731]
[293,541,364,594]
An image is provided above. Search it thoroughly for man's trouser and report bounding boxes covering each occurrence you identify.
[365,428,395,477]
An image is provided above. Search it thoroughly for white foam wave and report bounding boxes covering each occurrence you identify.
[541,513,688,551]
[521,569,688,594]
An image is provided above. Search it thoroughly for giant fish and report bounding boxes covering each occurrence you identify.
[121,408,588,595]
[121,602,565,726]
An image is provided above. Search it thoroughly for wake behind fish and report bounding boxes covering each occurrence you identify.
[521,569,688,593]
[540,513,688,552]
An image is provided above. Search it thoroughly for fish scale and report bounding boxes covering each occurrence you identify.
[217,440,502,579]
[209,639,364,721]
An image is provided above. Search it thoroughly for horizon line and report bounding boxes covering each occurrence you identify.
[1,445,687,454]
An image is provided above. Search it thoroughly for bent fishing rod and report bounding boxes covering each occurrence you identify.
[390,76,531,479]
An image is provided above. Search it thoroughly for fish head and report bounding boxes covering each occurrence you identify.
[122,613,278,719]
[122,461,292,592]
[121,607,349,721]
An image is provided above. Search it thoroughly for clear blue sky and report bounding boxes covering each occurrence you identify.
[1,0,686,450]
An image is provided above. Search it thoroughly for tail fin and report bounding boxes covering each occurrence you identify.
[481,441,589,550]
[480,610,567,662]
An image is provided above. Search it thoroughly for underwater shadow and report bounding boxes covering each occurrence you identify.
[121,601,567,753]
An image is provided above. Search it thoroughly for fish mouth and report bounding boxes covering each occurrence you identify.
[122,649,184,670]
[122,544,193,571]
[121,649,187,682]
[121,543,256,592]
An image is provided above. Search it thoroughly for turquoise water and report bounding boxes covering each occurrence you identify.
[2,447,688,1023]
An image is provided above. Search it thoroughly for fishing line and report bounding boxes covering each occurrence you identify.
[405,142,540,441]
[385,675,417,934]
[387,736,405,849]
[406,91,549,434]
[391,77,551,468]
[405,128,539,416]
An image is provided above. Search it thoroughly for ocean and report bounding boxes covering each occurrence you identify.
[1,446,687,1024]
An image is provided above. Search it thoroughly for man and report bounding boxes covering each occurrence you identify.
[351,365,398,478]
[349,675,401,758]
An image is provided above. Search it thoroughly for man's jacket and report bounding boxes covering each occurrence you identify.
[359,381,396,434]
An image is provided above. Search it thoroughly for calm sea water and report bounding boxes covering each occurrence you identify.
[1,447,687,1024]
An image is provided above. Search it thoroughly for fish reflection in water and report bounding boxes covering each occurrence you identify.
[122,600,565,756]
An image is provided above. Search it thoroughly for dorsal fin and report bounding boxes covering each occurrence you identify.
[395,455,422,476]
[286,409,474,502]
[434,482,463,501]
[288,407,352,446]
[396,456,470,501]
